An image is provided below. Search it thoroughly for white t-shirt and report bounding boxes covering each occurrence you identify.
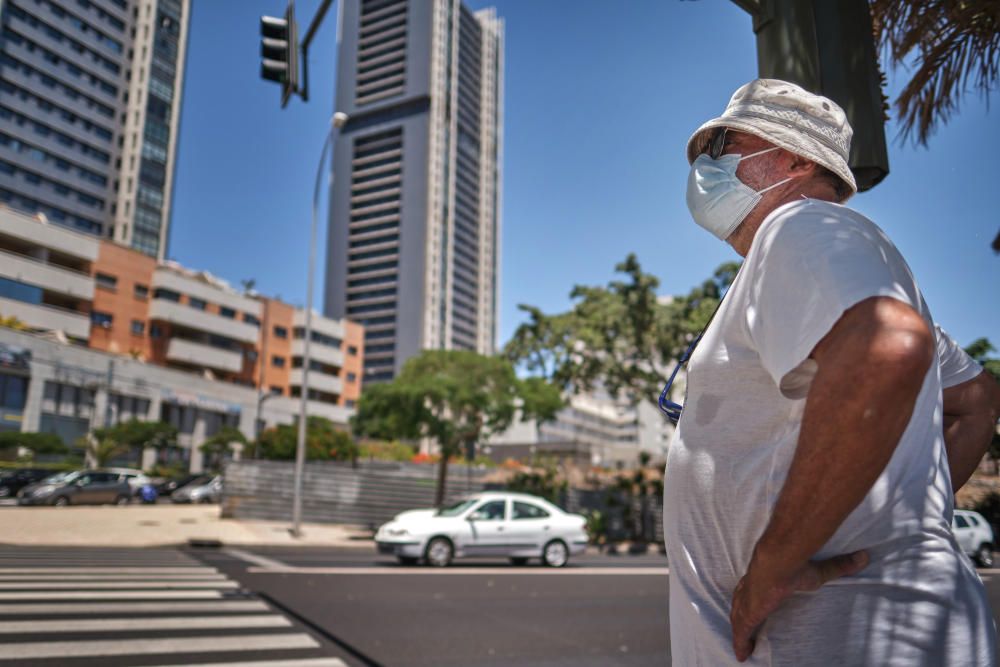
[662,199,995,666]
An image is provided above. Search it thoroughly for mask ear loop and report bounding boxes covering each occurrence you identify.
[737,147,795,194]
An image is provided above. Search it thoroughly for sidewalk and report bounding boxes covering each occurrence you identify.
[0,504,374,548]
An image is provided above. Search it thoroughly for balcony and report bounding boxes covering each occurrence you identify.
[152,268,262,317]
[289,369,342,396]
[291,339,343,368]
[0,297,90,340]
[0,207,99,261]
[166,338,243,373]
[0,249,95,301]
[265,396,354,426]
[292,310,344,340]
[149,298,259,344]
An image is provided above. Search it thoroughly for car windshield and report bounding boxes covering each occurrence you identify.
[436,498,479,517]
[41,471,79,484]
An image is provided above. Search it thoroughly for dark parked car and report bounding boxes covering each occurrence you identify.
[0,468,52,499]
[155,473,204,496]
[17,470,133,506]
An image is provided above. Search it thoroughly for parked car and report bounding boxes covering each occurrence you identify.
[0,468,53,498]
[17,470,133,506]
[104,467,152,495]
[171,475,222,504]
[155,473,203,496]
[953,509,995,567]
[375,491,589,567]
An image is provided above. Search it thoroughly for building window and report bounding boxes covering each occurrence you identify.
[271,355,286,368]
[130,320,144,335]
[153,287,180,302]
[188,297,206,310]
[269,386,283,395]
[348,345,358,356]
[347,372,357,382]
[220,307,236,319]
[95,273,117,290]
[345,399,356,408]
[134,283,149,299]
[150,324,163,338]
[273,325,288,339]
[91,311,113,328]
[244,314,261,327]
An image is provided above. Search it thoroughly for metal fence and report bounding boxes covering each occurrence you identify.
[221,459,491,528]
[222,460,664,545]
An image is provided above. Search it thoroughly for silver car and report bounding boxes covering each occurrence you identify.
[375,492,590,567]
[171,475,222,503]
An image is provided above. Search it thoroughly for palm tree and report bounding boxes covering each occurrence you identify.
[870,0,999,146]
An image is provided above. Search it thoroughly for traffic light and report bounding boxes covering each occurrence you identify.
[260,2,298,107]
[748,0,890,191]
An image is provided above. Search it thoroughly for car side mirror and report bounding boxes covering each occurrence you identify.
[467,512,482,522]
[74,479,86,487]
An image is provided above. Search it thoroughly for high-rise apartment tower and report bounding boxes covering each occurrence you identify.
[324,0,503,383]
[0,0,189,259]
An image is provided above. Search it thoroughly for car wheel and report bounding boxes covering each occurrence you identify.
[424,537,453,567]
[114,495,130,506]
[397,556,419,566]
[510,557,530,566]
[975,543,994,567]
[542,539,570,568]
[52,496,69,507]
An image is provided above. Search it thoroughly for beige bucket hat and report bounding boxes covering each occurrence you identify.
[686,79,858,201]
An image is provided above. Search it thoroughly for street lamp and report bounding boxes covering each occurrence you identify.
[290,110,349,538]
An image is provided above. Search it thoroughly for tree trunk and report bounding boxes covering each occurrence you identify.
[434,446,449,508]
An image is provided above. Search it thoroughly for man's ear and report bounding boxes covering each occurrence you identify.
[785,151,819,178]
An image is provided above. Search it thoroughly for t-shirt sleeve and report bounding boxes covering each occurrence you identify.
[934,324,983,388]
[746,206,920,395]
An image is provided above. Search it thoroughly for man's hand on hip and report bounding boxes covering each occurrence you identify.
[730,549,869,662]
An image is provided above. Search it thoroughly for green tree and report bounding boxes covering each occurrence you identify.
[963,338,1000,383]
[81,437,129,468]
[199,426,248,472]
[0,432,68,456]
[352,350,563,507]
[505,255,741,406]
[92,420,178,452]
[256,416,357,463]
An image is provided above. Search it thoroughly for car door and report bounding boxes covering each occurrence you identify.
[464,499,509,557]
[506,500,553,552]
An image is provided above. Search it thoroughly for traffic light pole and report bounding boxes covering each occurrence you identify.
[298,0,335,103]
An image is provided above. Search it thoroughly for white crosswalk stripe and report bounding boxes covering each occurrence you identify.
[0,547,353,666]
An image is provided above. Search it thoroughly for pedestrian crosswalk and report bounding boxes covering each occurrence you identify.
[0,547,351,666]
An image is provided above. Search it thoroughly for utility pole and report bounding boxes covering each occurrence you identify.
[103,359,114,428]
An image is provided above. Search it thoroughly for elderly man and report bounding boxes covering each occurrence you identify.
[662,79,1000,665]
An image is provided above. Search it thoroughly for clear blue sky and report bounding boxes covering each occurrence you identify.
[170,0,999,353]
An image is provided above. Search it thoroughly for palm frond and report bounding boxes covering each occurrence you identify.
[870,0,1000,145]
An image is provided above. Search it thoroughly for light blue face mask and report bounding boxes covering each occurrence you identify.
[685,147,792,241]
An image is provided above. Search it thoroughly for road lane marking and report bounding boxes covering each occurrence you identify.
[0,580,239,589]
[224,548,294,570]
[246,566,670,575]
[0,567,218,574]
[0,590,224,600]
[0,615,291,634]
[147,659,349,667]
[0,633,320,660]
[0,600,270,614]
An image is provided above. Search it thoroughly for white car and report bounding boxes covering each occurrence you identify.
[953,509,995,567]
[375,492,589,567]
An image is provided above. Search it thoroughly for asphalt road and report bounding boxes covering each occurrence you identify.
[1,544,997,666]
[192,546,672,667]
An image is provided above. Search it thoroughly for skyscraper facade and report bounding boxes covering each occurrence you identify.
[324,0,503,383]
[0,0,189,259]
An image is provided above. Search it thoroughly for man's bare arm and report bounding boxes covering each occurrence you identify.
[943,370,1000,491]
[730,296,934,661]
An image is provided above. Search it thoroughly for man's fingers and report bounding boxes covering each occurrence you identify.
[731,615,756,662]
[812,550,869,587]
